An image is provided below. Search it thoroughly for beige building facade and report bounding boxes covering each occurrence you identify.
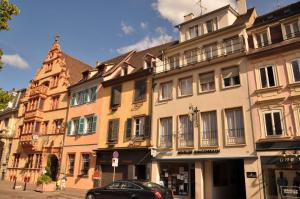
[247,2,300,199]
[7,38,91,183]
[151,1,261,199]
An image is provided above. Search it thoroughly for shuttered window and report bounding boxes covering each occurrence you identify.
[125,118,132,140]
[78,117,85,134]
[92,116,97,133]
[111,85,122,108]
[108,119,119,142]
[259,65,276,88]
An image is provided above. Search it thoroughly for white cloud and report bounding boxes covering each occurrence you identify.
[2,54,29,69]
[117,27,173,54]
[152,0,237,25]
[140,21,148,30]
[121,21,134,35]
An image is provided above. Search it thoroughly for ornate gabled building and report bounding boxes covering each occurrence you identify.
[7,37,92,183]
[0,89,25,180]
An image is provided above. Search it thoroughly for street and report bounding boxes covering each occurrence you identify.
[0,181,87,199]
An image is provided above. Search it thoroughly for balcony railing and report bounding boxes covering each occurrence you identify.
[201,130,218,147]
[155,37,245,74]
[226,128,245,145]
[255,31,300,49]
[29,85,48,97]
[178,132,194,148]
[159,134,172,148]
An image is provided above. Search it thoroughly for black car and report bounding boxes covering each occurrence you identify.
[86,180,174,199]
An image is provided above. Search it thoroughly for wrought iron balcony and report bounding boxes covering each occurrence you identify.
[226,128,245,145]
[201,130,218,147]
[155,36,245,74]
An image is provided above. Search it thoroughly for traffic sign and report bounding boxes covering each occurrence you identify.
[112,158,118,167]
[113,151,119,158]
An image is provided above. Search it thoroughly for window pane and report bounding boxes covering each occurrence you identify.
[260,68,267,88]
[292,60,300,82]
[264,113,273,136]
[267,66,275,87]
[273,112,282,135]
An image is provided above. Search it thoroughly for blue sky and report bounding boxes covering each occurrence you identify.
[0,0,298,90]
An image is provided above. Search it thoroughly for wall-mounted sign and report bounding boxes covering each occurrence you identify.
[177,149,220,155]
[112,158,118,167]
[246,172,257,178]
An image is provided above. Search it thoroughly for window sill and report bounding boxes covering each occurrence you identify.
[221,84,241,91]
[66,132,96,137]
[288,82,300,88]
[198,89,216,95]
[257,136,291,142]
[177,147,194,150]
[158,98,173,103]
[133,99,146,104]
[224,143,246,147]
[177,94,193,99]
[255,85,282,94]
[65,174,74,177]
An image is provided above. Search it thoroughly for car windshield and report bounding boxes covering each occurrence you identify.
[141,182,165,192]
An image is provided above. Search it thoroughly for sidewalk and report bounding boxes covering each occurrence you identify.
[0,180,87,199]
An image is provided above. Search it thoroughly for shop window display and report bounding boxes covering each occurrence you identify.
[262,156,300,199]
[159,164,190,196]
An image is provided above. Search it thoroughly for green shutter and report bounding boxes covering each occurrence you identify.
[92,116,97,132]
[79,117,85,134]
[125,118,132,140]
[144,116,151,138]
[67,121,72,135]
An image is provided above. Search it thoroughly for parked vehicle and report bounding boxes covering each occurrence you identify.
[86,180,174,199]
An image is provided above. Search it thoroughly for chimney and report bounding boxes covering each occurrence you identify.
[236,0,247,15]
[184,13,194,22]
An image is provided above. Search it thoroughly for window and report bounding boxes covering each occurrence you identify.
[108,119,119,142]
[256,31,269,47]
[178,115,194,147]
[90,87,97,102]
[42,121,48,134]
[71,93,77,106]
[178,77,193,96]
[26,154,34,168]
[201,111,218,147]
[12,154,20,168]
[206,18,218,33]
[86,115,97,133]
[284,21,299,39]
[53,119,63,134]
[159,117,172,148]
[259,65,276,88]
[225,108,245,145]
[222,67,240,88]
[51,75,59,87]
[189,25,198,39]
[51,96,60,110]
[184,49,197,65]
[72,118,79,135]
[134,117,145,137]
[203,43,218,60]
[34,154,42,169]
[168,55,180,69]
[159,81,172,101]
[80,153,90,176]
[290,59,300,82]
[134,79,147,102]
[68,154,75,175]
[110,85,121,108]
[263,111,283,136]
[224,37,241,54]
[199,72,215,92]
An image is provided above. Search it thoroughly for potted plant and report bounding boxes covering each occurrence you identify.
[35,157,56,192]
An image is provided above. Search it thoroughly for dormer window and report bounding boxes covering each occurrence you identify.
[189,25,199,39]
[284,20,299,39]
[122,63,128,76]
[144,55,155,69]
[206,18,218,33]
[255,31,269,48]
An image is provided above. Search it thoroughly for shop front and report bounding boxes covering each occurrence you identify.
[96,148,151,187]
[261,156,300,199]
[154,158,247,199]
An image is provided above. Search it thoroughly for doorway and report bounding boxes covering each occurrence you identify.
[136,165,146,180]
[48,155,59,181]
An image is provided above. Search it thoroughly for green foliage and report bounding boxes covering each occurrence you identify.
[0,0,20,69]
[37,174,52,185]
[45,156,52,177]
[0,88,14,110]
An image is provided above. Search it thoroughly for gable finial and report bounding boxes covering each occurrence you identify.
[55,33,60,42]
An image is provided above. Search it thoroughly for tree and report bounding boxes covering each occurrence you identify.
[0,0,20,69]
[0,88,14,110]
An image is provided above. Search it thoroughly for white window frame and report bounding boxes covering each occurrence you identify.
[159,81,173,101]
[288,58,300,83]
[198,72,215,93]
[203,44,218,60]
[134,116,145,137]
[284,20,300,39]
[224,107,245,145]
[184,49,198,65]
[178,77,193,97]
[262,110,284,137]
[189,25,199,39]
[159,117,173,148]
[254,29,271,48]
[168,55,180,69]
[221,67,240,88]
[200,111,218,147]
[258,65,277,88]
